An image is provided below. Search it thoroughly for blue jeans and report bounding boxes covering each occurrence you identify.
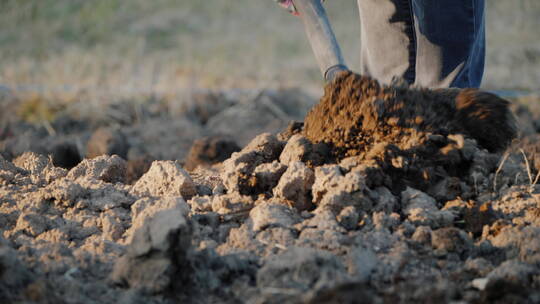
[357,0,485,88]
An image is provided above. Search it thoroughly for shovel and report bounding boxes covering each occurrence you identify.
[293,0,348,82]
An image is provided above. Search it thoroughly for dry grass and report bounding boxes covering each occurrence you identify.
[0,0,360,101]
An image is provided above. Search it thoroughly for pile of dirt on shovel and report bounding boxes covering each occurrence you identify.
[1,74,540,303]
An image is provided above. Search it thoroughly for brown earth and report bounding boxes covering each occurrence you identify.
[303,71,518,193]
[1,83,540,303]
[304,71,517,157]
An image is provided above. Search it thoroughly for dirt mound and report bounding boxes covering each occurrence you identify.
[304,71,517,157]
[1,129,540,303]
[301,71,518,193]
[1,84,539,303]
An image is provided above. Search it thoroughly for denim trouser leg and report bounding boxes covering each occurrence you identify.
[357,0,485,88]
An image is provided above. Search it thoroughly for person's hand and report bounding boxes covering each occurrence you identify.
[274,0,326,16]
[275,0,299,16]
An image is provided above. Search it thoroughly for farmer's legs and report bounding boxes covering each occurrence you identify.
[357,0,416,86]
[357,0,485,88]
[412,0,485,88]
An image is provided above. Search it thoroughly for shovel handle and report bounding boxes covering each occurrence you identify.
[293,0,347,82]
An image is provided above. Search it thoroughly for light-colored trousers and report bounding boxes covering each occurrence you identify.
[357,0,485,88]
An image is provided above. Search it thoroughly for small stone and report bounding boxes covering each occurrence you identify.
[67,155,127,184]
[273,161,314,211]
[127,197,190,242]
[101,214,124,241]
[255,227,297,249]
[133,161,196,199]
[40,178,86,207]
[256,247,348,292]
[312,165,344,203]
[13,152,49,175]
[84,183,134,211]
[211,193,254,215]
[312,165,371,213]
[220,133,283,194]
[300,208,345,232]
[111,205,192,293]
[13,152,67,184]
[15,213,48,237]
[220,152,259,194]
[401,187,455,228]
[188,196,213,212]
[249,200,301,232]
[337,206,360,230]
[431,227,472,257]
[471,278,489,291]
[242,133,284,161]
[279,134,328,166]
[253,161,287,192]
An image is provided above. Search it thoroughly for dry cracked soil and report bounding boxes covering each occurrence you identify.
[1,73,540,303]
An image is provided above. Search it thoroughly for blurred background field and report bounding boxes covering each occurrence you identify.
[0,0,539,105]
[0,0,359,101]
